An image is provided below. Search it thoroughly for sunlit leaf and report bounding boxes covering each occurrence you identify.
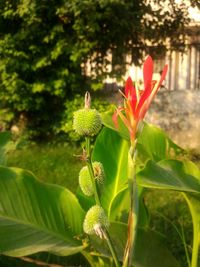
[0,166,85,257]
[137,123,184,162]
[91,222,180,267]
[102,112,184,163]
[92,127,129,219]
[137,159,200,193]
[101,111,129,140]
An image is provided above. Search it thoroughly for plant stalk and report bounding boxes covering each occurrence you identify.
[190,213,199,267]
[104,229,121,267]
[85,137,121,267]
[183,193,199,267]
[85,137,101,205]
[123,144,139,267]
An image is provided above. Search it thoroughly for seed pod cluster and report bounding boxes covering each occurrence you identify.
[79,162,105,196]
[73,109,102,136]
[83,205,109,235]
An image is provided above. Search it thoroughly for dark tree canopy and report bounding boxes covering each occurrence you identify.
[0,0,198,138]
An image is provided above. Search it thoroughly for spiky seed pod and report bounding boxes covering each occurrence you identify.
[93,162,105,183]
[73,109,102,136]
[83,205,109,236]
[79,166,94,196]
[79,162,105,196]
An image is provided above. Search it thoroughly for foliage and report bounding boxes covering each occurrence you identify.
[4,140,196,267]
[1,118,200,267]
[7,142,83,191]
[0,0,195,138]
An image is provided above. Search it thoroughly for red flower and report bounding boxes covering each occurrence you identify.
[113,56,168,141]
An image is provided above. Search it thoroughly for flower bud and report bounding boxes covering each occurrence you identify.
[83,205,109,236]
[73,108,102,136]
[79,162,105,196]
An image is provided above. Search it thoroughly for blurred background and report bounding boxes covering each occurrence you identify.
[0,1,199,266]
[0,0,199,145]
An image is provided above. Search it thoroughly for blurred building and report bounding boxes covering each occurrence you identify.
[127,6,200,91]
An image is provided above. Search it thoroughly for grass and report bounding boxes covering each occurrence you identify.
[1,142,200,267]
[145,190,193,267]
[7,143,83,192]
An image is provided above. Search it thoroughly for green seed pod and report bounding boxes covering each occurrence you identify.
[79,162,105,196]
[83,205,109,235]
[79,166,94,196]
[73,108,102,136]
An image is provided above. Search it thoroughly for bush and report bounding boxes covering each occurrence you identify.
[0,0,191,140]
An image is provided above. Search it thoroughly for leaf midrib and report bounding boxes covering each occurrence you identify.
[0,213,81,246]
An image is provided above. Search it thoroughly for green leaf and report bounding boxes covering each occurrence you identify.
[82,250,114,267]
[133,227,181,267]
[101,111,129,140]
[0,166,85,257]
[137,158,200,266]
[102,112,184,162]
[183,193,200,267]
[76,187,95,212]
[137,159,200,193]
[92,127,129,219]
[108,187,130,222]
[137,123,184,162]
[91,127,148,226]
[91,222,180,267]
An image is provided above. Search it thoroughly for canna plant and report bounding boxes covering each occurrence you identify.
[0,56,200,267]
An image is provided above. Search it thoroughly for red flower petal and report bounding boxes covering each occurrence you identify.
[125,76,137,114]
[143,55,153,92]
[125,77,134,97]
[148,64,168,103]
[135,56,154,117]
[112,107,124,129]
[138,64,168,120]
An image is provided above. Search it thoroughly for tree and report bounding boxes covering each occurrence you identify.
[0,0,196,139]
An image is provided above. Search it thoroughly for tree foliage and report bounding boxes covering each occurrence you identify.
[0,0,196,139]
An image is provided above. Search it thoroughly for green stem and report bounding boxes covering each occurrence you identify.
[191,220,199,267]
[104,229,121,267]
[85,137,121,267]
[183,193,199,267]
[123,145,139,267]
[85,137,101,206]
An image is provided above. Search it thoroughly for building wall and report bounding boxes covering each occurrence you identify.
[166,46,200,90]
[125,45,200,91]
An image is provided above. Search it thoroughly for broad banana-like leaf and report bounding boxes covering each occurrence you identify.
[0,166,85,257]
[91,222,180,267]
[92,127,129,219]
[88,127,147,224]
[91,125,182,221]
[82,250,114,267]
[183,193,200,267]
[136,123,184,162]
[102,112,184,162]
[101,111,129,140]
[137,159,200,193]
[137,159,200,266]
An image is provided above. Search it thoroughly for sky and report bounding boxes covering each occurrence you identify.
[188,6,200,21]
[175,0,200,21]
